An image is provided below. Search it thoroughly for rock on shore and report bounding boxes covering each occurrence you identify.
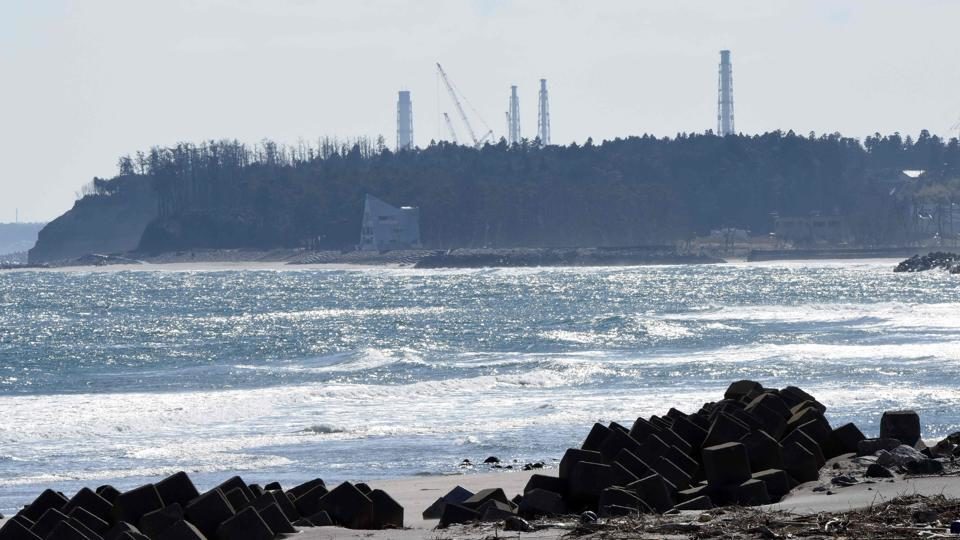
[894,252,960,273]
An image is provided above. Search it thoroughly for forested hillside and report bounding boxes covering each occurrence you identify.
[92,131,960,251]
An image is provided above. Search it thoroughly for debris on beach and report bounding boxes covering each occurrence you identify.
[0,474,403,540]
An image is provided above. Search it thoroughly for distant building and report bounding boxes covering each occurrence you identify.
[359,194,421,251]
[774,215,846,245]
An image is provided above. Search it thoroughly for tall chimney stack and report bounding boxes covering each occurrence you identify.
[717,50,735,136]
[537,79,551,145]
[508,86,521,144]
[397,90,413,150]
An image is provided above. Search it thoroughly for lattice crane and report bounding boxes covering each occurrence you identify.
[436,63,494,148]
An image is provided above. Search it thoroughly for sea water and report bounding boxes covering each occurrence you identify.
[1,260,959,511]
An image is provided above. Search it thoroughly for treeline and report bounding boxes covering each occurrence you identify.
[98,130,960,251]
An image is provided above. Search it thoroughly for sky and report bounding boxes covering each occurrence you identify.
[2,0,960,222]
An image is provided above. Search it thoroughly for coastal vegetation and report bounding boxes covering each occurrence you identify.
[76,131,960,251]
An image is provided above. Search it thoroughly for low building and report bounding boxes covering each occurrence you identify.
[358,194,421,251]
[774,215,846,245]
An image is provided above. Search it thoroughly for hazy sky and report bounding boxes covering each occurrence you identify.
[3,0,960,222]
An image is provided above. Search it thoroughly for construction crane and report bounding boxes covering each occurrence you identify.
[436,62,494,148]
[443,113,459,144]
[951,115,960,140]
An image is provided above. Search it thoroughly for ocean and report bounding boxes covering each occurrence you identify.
[1,260,959,512]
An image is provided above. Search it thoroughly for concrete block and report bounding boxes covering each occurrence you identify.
[155,473,200,508]
[781,429,825,468]
[610,461,640,488]
[222,490,248,513]
[156,521,205,540]
[438,504,479,528]
[96,488,120,505]
[64,489,113,525]
[730,408,765,432]
[671,416,707,449]
[567,461,616,505]
[651,457,692,490]
[725,380,763,401]
[255,504,295,534]
[559,448,603,479]
[613,448,651,480]
[782,441,820,483]
[368,489,403,530]
[629,473,675,513]
[46,521,88,540]
[746,402,788,439]
[786,407,823,432]
[665,445,700,477]
[287,479,325,501]
[103,523,139,540]
[255,492,298,523]
[880,410,922,446]
[677,484,711,503]
[745,393,792,419]
[779,386,825,413]
[304,511,332,526]
[477,501,514,522]
[213,479,253,507]
[22,490,69,523]
[8,517,34,532]
[523,474,566,496]
[185,489,235,540]
[215,507,272,540]
[598,429,643,463]
[734,479,770,506]
[67,507,109,535]
[31,509,68,539]
[138,504,182,540]
[421,486,473,519]
[113,485,164,526]
[740,430,784,473]
[517,489,565,517]
[65,517,101,540]
[462,488,509,510]
[702,442,751,486]
[751,469,791,500]
[656,429,693,456]
[0,519,41,540]
[628,417,661,442]
[636,433,670,466]
[703,413,751,449]
[311,482,374,530]
[292,484,330,518]
[649,416,672,431]
[581,423,612,452]
[598,487,641,511]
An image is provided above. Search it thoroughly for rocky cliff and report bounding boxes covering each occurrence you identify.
[28,176,158,264]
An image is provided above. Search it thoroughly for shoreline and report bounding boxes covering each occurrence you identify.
[1,248,921,272]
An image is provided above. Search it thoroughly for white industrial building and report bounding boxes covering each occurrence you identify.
[358,194,421,251]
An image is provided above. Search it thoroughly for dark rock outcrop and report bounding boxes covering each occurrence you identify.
[894,252,960,273]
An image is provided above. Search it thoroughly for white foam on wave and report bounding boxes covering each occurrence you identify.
[203,306,448,325]
[662,301,960,329]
